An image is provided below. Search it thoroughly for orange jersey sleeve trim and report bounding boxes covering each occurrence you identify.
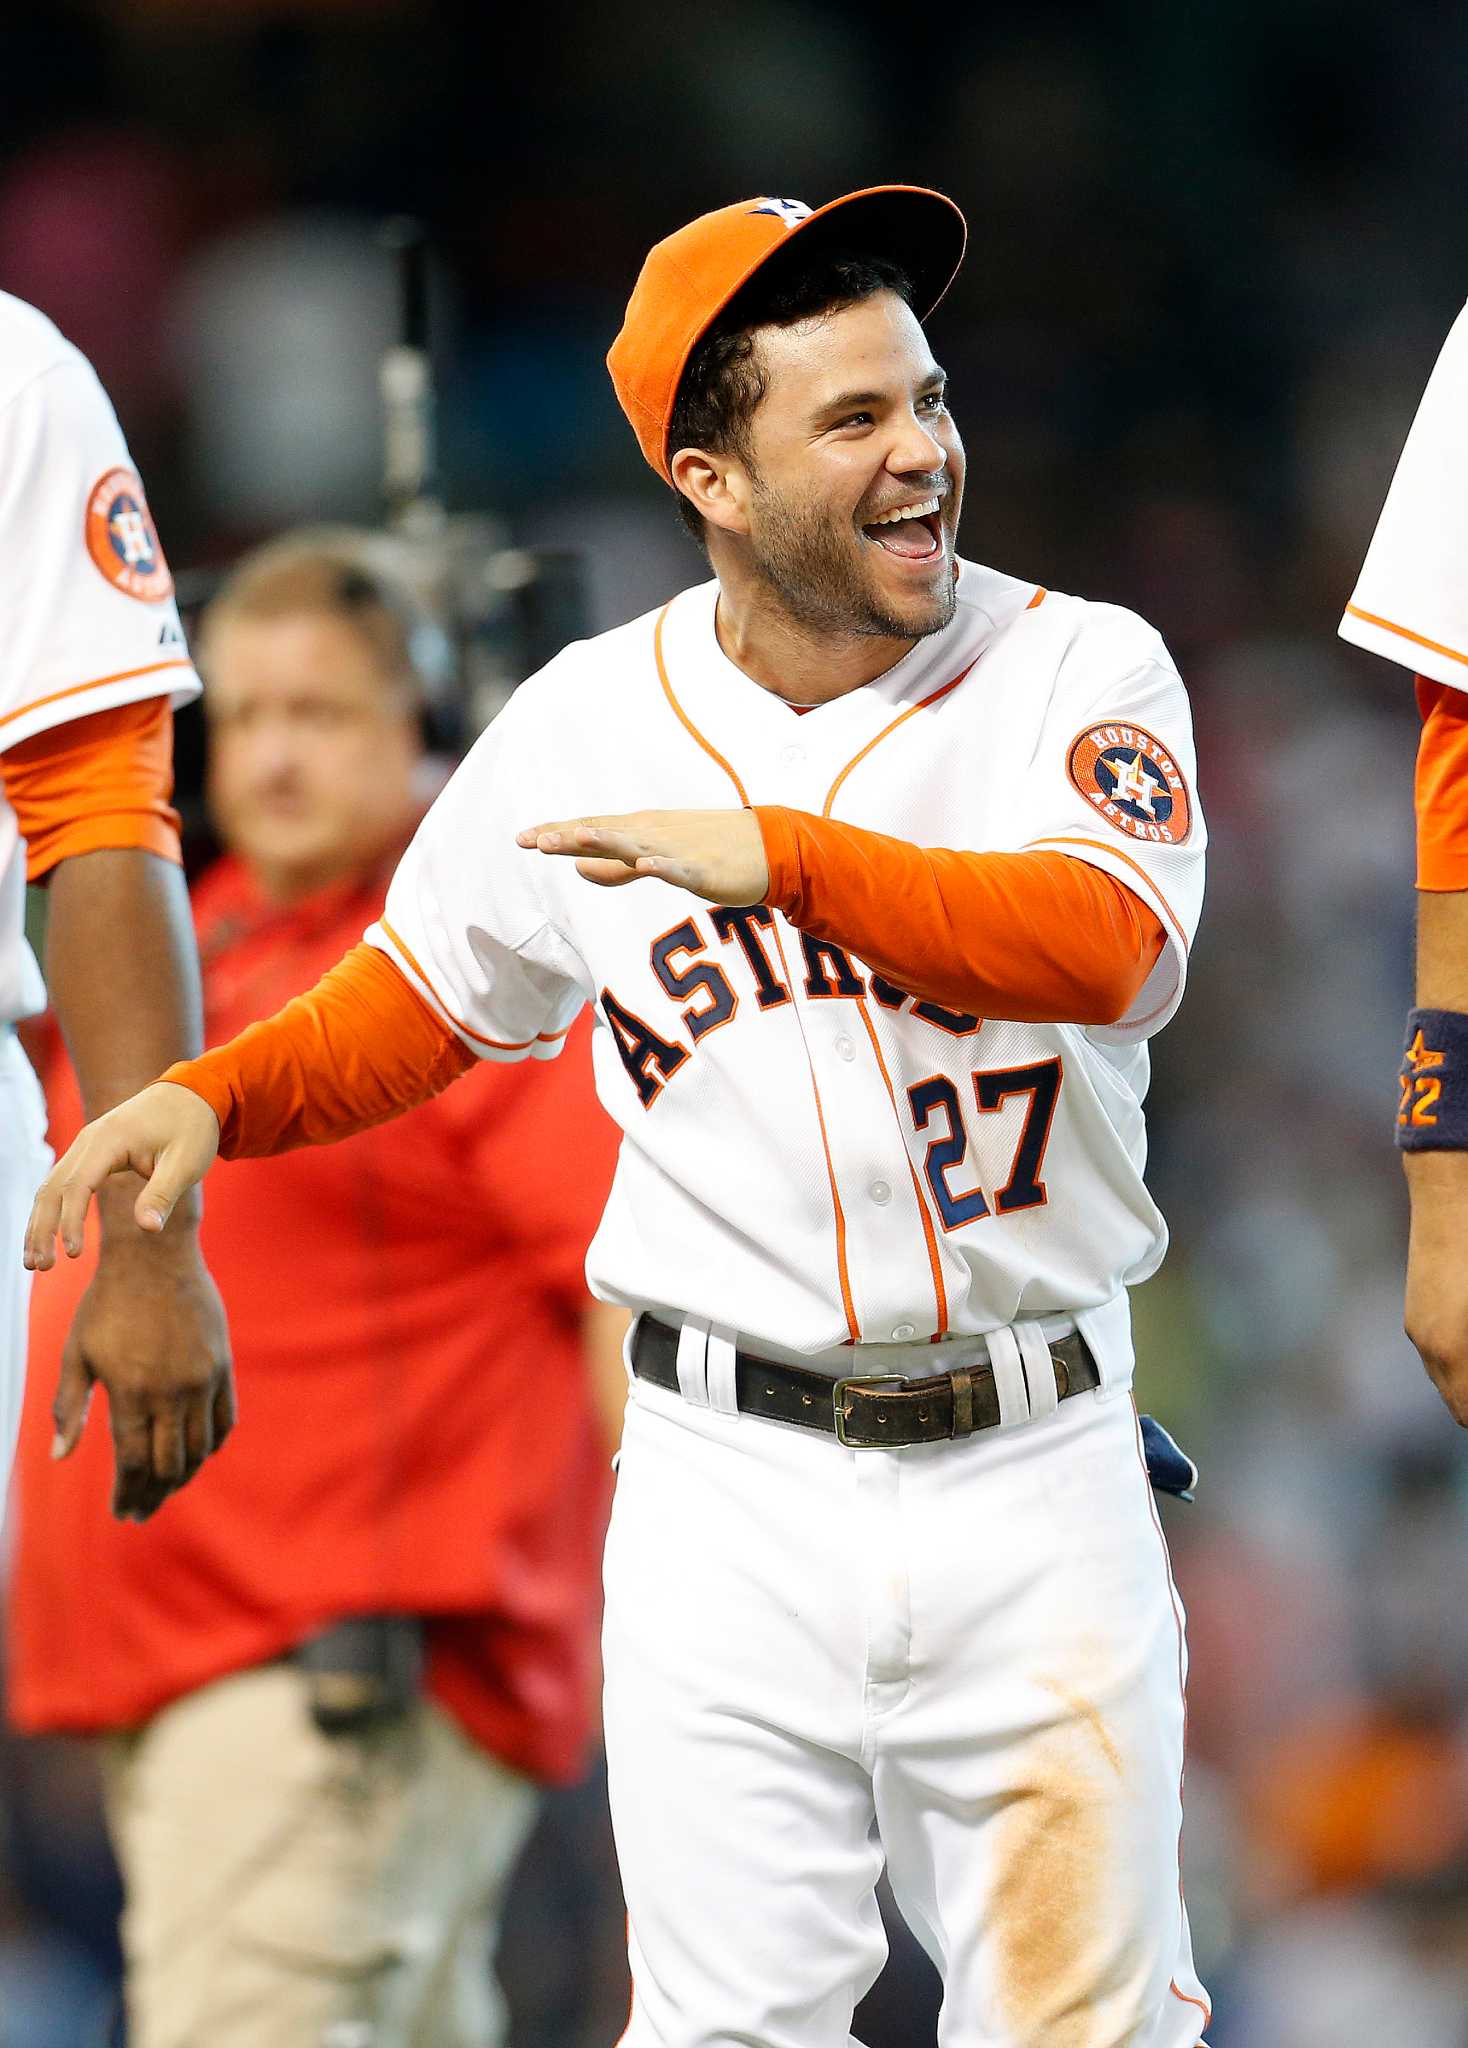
[0,659,194,739]
[376,916,572,1052]
[162,941,476,1160]
[1344,604,1468,675]
[1017,834,1190,957]
[756,808,1167,1026]
[0,697,182,880]
[1414,675,1468,891]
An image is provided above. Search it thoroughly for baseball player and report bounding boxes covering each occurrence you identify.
[0,288,231,1519]
[1338,298,1468,1431]
[27,189,1211,2044]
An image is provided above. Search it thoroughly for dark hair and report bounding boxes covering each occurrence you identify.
[666,251,915,542]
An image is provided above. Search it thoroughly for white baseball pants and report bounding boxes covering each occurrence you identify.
[0,1028,49,1503]
[602,1340,1210,2048]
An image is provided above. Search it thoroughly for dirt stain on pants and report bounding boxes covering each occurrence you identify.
[988,1686,1149,2047]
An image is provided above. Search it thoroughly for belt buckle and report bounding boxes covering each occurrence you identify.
[832,1375,912,1448]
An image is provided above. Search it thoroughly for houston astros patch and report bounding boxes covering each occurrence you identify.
[1066,722,1192,844]
[85,467,174,601]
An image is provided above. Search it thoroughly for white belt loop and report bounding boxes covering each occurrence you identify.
[705,1325,740,1417]
[1017,1322,1060,1423]
[985,1324,1031,1428]
[676,1318,711,1408]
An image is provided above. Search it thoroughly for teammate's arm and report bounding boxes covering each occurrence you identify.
[3,703,234,1519]
[1400,678,1468,1426]
[517,805,1166,1025]
[25,941,474,1267]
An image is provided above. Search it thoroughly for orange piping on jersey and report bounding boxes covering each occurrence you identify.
[1020,836,1190,958]
[0,659,194,737]
[767,913,861,1344]
[1170,1983,1212,2031]
[854,996,949,1338]
[377,917,570,1052]
[653,601,751,804]
[1025,586,1047,610]
[652,600,858,1343]
[1343,602,1468,672]
[821,660,979,819]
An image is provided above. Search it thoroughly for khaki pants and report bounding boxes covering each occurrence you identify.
[101,1662,539,2048]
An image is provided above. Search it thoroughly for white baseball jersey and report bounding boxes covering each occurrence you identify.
[1340,297,1468,689]
[370,558,1204,1376]
[0,291,201,1025]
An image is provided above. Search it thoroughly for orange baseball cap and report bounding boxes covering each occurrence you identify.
[608,186,967,484]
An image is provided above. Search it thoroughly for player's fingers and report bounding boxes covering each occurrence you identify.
[133,1147,200,1234]
[49,1341,94,1461]
[149,1404,189,1497]
[57,1167,106,1260]
[29,1127,138,1266]
[574,857,645,888]
[108,1393,156,1522]
[211,1371,237,1452]
[182,1392,215,1478]
[22,1174,65,1271]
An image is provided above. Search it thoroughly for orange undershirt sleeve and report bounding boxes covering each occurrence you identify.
[162,942,476,1159]
[1414,676,1468,891]
[0,697,183,880]
[756,807,1167,1026]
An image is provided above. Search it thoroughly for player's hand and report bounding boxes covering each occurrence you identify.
[516,809,768,905]
[1403,1151,1468,1426]
[25,1081,222,1268]
[24,1081,233,1518]
[55,1235,235,1520]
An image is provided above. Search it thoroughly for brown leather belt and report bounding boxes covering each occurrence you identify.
[631,1315,1099,1449]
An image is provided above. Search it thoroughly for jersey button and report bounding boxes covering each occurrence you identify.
[779,743,806,765]
[891,1324,916,1342]
[835,1034,855,1061]
[869,1180,892,1206]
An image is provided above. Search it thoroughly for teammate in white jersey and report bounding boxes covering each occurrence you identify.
[0,292,232,1517]
[28,190,1210,2043]
[1339,298,1468,1428]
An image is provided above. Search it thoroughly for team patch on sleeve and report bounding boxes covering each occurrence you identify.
[84,467,174,601]
[1066,721,1193,845]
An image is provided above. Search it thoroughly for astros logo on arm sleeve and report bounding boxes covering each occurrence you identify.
[84,468,174,602]
[1066,722,1192,845]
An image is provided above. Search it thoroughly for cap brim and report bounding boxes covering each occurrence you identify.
[775,185,967,324]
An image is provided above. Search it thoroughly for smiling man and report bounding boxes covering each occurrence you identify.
[27,189,1211,2046]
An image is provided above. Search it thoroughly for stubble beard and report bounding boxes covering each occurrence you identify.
[747,478,956,644]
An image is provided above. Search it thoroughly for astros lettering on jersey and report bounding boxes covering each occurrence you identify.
[369,564,1202,1367]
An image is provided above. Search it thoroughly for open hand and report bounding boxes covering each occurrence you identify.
[516,809,768,905]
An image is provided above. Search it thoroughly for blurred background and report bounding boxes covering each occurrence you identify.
[3,1,1468,2042]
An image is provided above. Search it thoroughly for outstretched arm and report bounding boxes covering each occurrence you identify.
[27,941,475,1270]
[517,806,1166,1026]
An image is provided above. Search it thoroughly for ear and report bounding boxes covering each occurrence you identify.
[669,446,752,538]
